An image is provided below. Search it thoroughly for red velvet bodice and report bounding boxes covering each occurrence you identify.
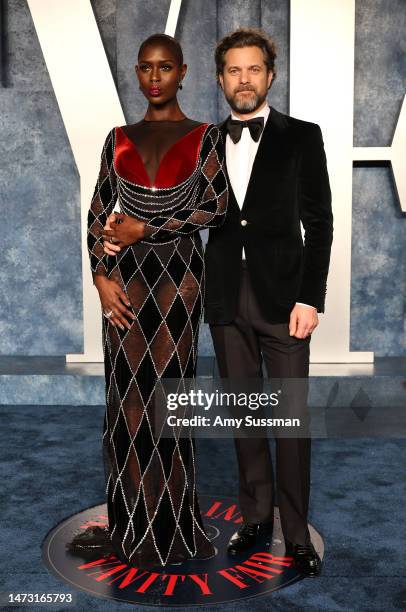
[114,123,208,189]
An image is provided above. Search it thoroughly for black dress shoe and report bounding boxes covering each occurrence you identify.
[227,522,273,556]
[285,540,322,576]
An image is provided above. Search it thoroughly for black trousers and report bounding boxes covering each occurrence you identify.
[210,263,312,545]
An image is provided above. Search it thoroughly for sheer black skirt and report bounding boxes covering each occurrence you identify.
[101,234,214,567]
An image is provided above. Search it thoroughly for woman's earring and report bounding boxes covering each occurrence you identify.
[178,81,183,90]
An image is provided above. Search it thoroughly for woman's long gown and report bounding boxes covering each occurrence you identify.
[86,119,228,567]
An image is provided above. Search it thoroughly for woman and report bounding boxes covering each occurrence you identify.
[70,33,228,568]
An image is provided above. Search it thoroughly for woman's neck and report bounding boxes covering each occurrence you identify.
[144,100,186,122]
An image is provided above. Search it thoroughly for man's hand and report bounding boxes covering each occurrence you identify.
[103,213,121,255]
[103,212,145,254]
[289,304,318,339]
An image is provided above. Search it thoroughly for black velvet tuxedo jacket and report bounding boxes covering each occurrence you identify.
[204,106,333,325]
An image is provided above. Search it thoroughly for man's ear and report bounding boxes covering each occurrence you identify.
[267,70,274,89]
[218,73,225,90]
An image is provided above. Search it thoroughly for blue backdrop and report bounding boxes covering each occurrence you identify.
[0,0,404,356]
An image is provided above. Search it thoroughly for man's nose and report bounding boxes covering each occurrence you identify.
[239,69,250,83]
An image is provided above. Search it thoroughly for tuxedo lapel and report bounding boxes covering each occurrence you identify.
[241,106,290,212]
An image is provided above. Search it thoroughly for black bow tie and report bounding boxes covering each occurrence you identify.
[226,116,265,144]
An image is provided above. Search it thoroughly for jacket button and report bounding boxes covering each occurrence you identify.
[241,219,248,226]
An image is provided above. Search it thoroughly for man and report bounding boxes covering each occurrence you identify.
[205,28,333,576]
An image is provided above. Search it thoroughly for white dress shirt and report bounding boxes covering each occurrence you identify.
[226,104,270,223]
[225,104,314,310]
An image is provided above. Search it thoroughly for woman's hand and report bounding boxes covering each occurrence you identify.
[94,275,136,330]
[103,212,145,254]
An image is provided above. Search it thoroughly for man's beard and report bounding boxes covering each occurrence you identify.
[226,86,267,114]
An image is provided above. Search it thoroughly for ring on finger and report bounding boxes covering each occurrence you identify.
[103,309,113,319]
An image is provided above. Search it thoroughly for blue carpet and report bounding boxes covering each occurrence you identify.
[0,404,405,611]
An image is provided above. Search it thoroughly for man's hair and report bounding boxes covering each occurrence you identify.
[138,33,183,66]
[215,28,277,80]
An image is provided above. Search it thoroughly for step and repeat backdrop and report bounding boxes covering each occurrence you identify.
[0,0,404,361]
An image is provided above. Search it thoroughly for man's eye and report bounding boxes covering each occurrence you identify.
[161,65,172,71]
[230,69,238,75]
[140,65,151,72]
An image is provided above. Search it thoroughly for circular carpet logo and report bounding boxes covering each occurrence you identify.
[42,495,324,606]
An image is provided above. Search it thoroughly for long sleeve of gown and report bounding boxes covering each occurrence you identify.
[87,128,118,281]
[142,125,228,241]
